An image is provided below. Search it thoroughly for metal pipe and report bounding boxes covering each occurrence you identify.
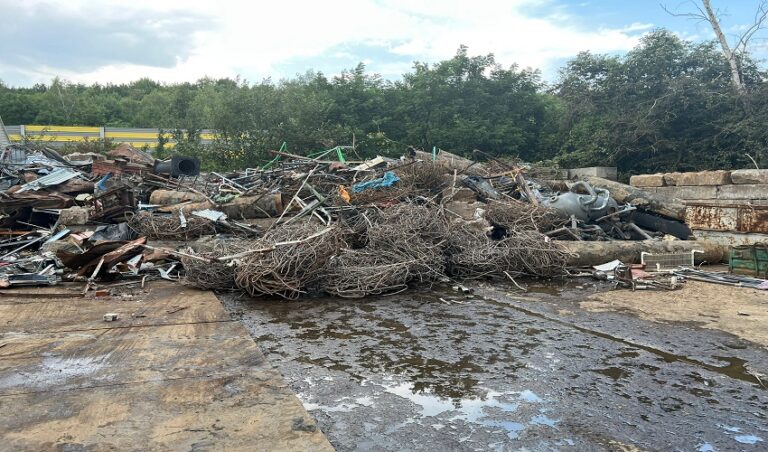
[0,234,48,261]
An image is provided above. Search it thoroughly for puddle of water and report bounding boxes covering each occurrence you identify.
[381,381,553,439]
[717,424,764,445]
[488,296,766,388]
[507,277,585,296]
[530,414,559,427]
[302,395,375,413]
[519,389,543,403]
[734,435,763,445]
[697,443,715,452]
[720,425,741,433]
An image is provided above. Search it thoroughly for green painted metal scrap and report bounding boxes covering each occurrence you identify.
[729,244,768,278]
[261,141,287,170]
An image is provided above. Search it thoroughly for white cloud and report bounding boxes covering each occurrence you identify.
[2,0,651,85]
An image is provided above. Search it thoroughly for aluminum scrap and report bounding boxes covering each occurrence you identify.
[16,168,80,192]
[674,268,767,289]
[192,209,228,222]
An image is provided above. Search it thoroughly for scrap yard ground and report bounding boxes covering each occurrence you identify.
[0,269,765,450]
[1,143,767,450]
[224,277,768,451]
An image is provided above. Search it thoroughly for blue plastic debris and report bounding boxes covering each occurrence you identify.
[352,171,400,193]
[96,172,113,191]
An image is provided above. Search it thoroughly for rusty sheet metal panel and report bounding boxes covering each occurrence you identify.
[685,205,738,231]
[686,203,768,233]
[739,206,768,233]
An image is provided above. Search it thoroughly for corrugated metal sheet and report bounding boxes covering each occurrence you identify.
[16,168,80,192]
[1,147,27,164]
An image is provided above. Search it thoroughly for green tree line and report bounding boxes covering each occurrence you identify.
[1,30,766,176]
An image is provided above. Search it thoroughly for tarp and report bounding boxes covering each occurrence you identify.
[352,171,400,193]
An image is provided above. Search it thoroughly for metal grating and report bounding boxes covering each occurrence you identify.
[641,250,702,271]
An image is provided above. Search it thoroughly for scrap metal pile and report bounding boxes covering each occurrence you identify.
[0,143,695,298]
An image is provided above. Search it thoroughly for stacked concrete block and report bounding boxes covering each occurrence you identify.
[569,167,618,181]
[631,169,768,201]
[629,168,768,236]
[671,170,731,186]
[629,173,665,187]
[730,169,768,185]
[652,186,718,200]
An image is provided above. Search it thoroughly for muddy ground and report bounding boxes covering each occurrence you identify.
[220,278,768,451]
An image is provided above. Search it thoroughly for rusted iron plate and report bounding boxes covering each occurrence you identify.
[686,204,768,233]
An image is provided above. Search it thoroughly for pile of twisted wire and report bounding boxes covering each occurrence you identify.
[320,203,448,298]
[182,240,251,290]
[499,230,572,277]
[336,207,382,248]
[445,223,507,279]
[445,223,571,279]
[233,222,345,299]
[395,162,448,194]
[127,211,217,240]
[349,185,415,205]
[485,199,564,233]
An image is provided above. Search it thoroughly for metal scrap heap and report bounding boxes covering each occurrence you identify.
[0,143,724,298]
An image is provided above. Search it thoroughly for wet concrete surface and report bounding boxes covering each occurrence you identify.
[220,280,768,451]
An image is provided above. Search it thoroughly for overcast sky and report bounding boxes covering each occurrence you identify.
[1,0,766,87]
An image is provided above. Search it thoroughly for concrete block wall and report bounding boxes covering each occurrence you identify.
[568,166,618,181]
[631,169,768,235]
[632,169,768,201]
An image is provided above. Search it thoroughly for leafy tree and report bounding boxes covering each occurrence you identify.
[555,30,764,176]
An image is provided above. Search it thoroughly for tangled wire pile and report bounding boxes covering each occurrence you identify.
[337,207,381,248]
[233,223,345,299]
[445,223,571,280]
[181,201,571,298]
[349,186,414,205]
[500,230,572,277]
[347,162,449,206]
[321,203,447,298]
[320,246,436,298]
[182,240,251,290]
[445,223,507,279]
[396,162,448,194]
[485,199,564,232]
[128,211,217,240]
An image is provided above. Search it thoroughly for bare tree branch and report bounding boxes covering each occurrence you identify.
[661,0,768,94]
[661,1,708,21]
[734,1,768,53]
